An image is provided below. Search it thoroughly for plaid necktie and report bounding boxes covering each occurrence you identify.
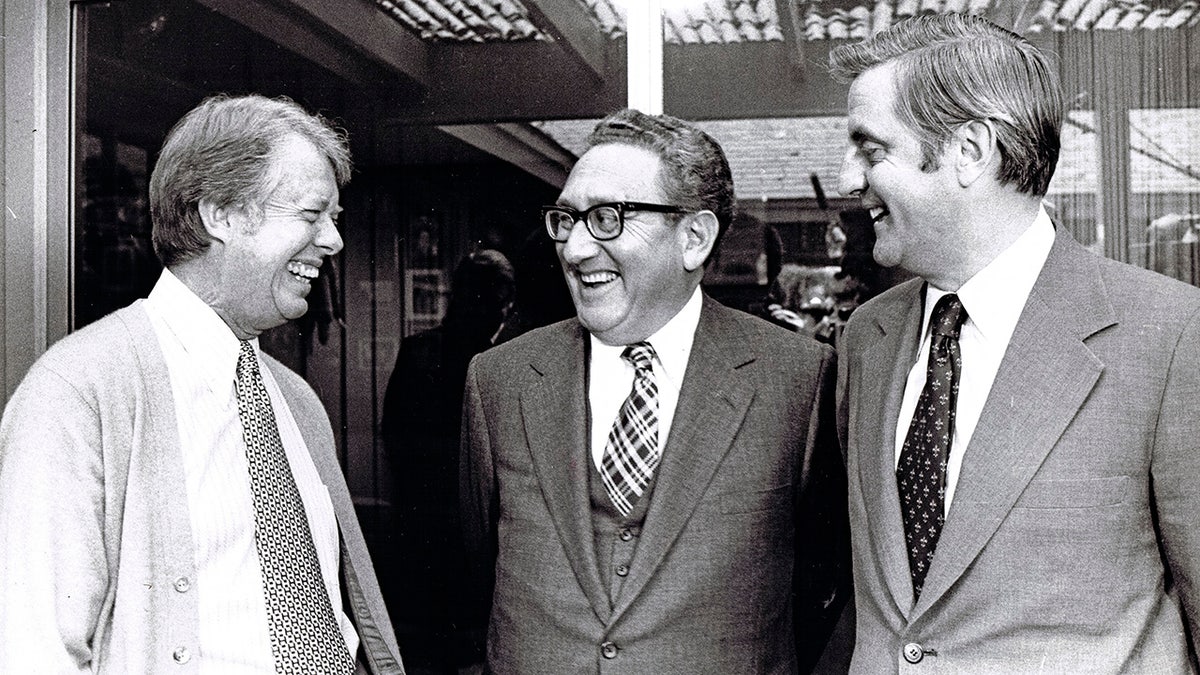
[600,342,660,517]
[234,341,355,674]
[897,294,968,599]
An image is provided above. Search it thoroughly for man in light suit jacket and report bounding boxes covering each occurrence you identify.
[831,13,1200,673]
[461,109,850,673]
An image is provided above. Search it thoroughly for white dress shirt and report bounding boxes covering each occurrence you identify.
[589,287,703,470]
[144,269,357,673]
[895,208,1056,514]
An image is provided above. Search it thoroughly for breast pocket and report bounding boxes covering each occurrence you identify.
[1013,476,1129,509]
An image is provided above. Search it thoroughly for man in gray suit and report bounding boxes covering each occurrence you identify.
[832,13,1200,672]
[461,108,850,673]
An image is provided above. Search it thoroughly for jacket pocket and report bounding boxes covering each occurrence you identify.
[1013,476,1129,509]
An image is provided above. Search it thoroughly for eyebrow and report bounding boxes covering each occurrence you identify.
[848,128,883,147]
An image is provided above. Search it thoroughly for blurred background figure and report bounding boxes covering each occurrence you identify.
[380,249,515,675]
[492,227,576,344]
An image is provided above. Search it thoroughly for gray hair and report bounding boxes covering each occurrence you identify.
[149,94,352,267]
[586,108,735,248]
[829,13,1062,197]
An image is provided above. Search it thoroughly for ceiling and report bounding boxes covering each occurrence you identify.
[99,0,1199,195]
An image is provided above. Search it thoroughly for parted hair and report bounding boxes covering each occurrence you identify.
[586,108,736,246]
[828,13,1062,197]
[150,94,352,267]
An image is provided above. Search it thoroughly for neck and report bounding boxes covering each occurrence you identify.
[169,258,259,340]
[928,194,1042,291]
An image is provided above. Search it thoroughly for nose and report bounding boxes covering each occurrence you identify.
[558,217,598,265]
[315,213,343,256]
[837,146,866,198]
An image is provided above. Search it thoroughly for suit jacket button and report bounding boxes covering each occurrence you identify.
[173,576,191,593]
[903,642,924,664]
[172,646,191,664]
[601,641,619,659]
[615,563,629,577]
[619,528,634,541]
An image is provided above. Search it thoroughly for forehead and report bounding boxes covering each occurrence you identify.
[846,62,902,141]
[558,143,666,207]
[266,134,338,198]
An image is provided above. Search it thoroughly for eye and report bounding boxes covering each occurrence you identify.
[862,145,887,166]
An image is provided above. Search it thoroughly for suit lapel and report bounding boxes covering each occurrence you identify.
[610,298,755,622]
[914,231,1114,615]
[855,281,926,617]
[519,322,611,622]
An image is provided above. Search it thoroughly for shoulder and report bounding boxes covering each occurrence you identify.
[847,278,921,326]
[261,353,324,412]
[25,304,156,395]
[476,318,579,369]
[1094,254,1200,321]
[700,299,835,378]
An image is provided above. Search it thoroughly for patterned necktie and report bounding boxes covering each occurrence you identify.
[600,342,660,517]
[234,341,355,675]
[897,294,968,599]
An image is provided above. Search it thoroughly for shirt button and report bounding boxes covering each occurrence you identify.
[615,563,629,577]
[619,528,634,541]
[902,642,924,664]
[172,646,191,664]
[173,576,191,593]
[600,641,619,659]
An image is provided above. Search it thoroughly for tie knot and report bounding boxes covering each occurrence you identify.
[237,340,259,380]
[930,294,968,339]
[622,342,656,371]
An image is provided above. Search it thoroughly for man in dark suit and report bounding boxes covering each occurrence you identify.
[832,14,1200,672]
[460,109,849,673]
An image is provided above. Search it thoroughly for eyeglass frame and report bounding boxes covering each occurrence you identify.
[541,201,693,242]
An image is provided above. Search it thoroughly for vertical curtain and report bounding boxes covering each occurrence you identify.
[1049,22,1200,286]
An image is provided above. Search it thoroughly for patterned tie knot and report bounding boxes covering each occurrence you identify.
[237,340,257,378]
[930,294,968,340]
[622,342,656,373]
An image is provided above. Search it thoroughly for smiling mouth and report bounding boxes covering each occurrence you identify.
[579,270,618,288]
[287,260,320,284]
[869,207,889,224]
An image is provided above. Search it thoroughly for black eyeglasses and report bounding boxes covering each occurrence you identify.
[542,202,691,242]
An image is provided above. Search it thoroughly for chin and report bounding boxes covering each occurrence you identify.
[277,299,310,322]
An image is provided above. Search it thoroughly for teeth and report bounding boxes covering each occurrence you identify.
[869,207,888,223]
[581,271,617,285]
[287,261,319,280]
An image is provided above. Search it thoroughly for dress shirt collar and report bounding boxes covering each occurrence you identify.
[921,206,1055,345]
[588,286,703,382]
[146,268,250,395]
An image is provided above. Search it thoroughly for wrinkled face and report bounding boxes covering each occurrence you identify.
[838,62,959,278]
[555,143,696,346]
[219,134,343,338]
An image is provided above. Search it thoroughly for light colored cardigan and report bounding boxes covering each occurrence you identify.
[0,301,404,674]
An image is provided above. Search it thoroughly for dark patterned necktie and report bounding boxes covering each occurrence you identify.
[234,341,355,675]
[897,294,968,599]
[599,342,660,517]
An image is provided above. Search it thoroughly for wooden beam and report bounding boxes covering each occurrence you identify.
[383,40,626,124]
[523,0,609,82]
[194,0,430,88]
[436,123,577,187]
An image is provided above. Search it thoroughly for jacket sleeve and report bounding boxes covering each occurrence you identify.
[0,361,107,673]
[459,355,499,633]
[1151,304,1200,669]
[794,344,853,674]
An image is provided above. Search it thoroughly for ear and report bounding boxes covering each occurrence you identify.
[681,210,720,272]
[197,198,240,244]
[954,119,998,188]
